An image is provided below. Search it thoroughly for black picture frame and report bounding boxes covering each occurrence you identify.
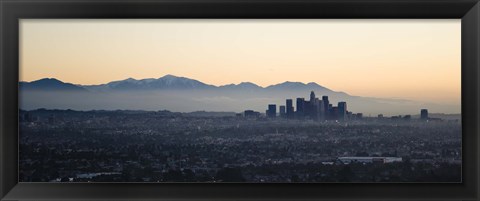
[1,0,479,200]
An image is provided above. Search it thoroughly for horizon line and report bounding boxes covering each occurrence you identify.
[19,108,462,117]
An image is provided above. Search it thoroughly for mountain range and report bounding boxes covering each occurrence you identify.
[20,74,335,92]
[19,75,460,115]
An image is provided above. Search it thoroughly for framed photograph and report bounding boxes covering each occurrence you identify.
[1,0,479,200]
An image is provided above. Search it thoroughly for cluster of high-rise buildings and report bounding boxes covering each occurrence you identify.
[254,91,433,122]
[264,91,362,121]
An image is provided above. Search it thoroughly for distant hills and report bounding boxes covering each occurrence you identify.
[19,75,460,116]
[19,78,86,92]
[20,75,337,92]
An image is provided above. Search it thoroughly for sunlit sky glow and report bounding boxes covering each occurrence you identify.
[20,19,460,105]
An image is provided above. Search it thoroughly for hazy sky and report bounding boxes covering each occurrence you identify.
[20,19,460,105]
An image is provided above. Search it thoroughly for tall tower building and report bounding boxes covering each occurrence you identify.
[286,99,294,119]
[420,109,429,120]
[296,98,305,119]
[328,104,333,120]
[338,102,347,121]
[267,104,277,118]
[332,106,339,120]
[307,91,318,120]
[279,105,286,118]
[310,91,316,103]
[316,98,325,120]
[322,96,329,119]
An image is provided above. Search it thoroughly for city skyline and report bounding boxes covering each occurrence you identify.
[261,91,440,122]
[21,19,460,105]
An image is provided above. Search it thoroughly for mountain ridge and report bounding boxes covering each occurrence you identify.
[20,78,87,91]
[22,75,337,93]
